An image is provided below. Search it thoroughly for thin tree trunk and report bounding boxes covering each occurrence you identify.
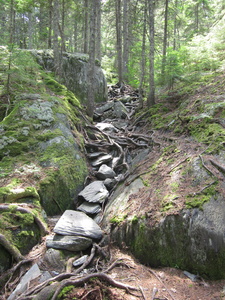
[122,0,129,82]
[96,0,101,62]
[161,0,169,85]
[83,0,89,53]
[115,0,123,85]
[139,0,147,109]
[147,0,155,107]
[61,0,66,52]
[173,0,178,50]
[87,0,97,118]
[53,0,61,74]
[48,0,53,48]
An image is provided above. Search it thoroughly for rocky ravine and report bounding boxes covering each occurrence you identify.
[1,81,225,299]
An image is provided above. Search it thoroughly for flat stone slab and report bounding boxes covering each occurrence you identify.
[54,210,103,240]
[95,123,118,133]
[96,164,116,180]
[78,181,109,203]
[46,234,92,251]
[77,201,102,215]
[91,154,112,167]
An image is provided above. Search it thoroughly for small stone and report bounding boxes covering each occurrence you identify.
[91,154,112,167]
[77,201,102,215]
[73,255,88,267]
[96,164,116,180]
[46,234,92,251]
[78,181,109,203]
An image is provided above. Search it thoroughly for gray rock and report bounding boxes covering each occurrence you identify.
[78,181,109,203]
[91,154,112,167]
[77,201,102,215]
[95,123,118,133]
[40,248,65,272]
[113,101,129,119]
[54,210,103,240]
[104,178,117,190]
[46,234,92,251]
[87,152,106,159]
[73,255,88,267]
[8,263,41,300]
[96,164,116,180]
[32,50,107,104]
[95,102,114,114]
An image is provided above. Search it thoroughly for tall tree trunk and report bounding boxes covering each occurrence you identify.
[9,0,15,45]
[53,0,61,74]
[28,9,34,49]
[61,0,66,52]
[122,0,129,82]
[147,0,155,107]
[87,0,97,118]
[173,0,178,50]
[83,0,89,53]
[139,0,147,109]
[115,0,123,85]
[161,0,169,85]
[48,0,53,48]
[96,0,101,62]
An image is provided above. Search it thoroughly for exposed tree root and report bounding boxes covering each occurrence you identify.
[0,233,24,263]
[51,272,140,300]
[0,204,49,235]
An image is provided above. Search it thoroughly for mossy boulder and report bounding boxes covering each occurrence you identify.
[32,50,108,104]
[0,93,88,215]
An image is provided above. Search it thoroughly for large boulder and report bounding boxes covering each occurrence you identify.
[32,50,107,104]
[0,93,88,216]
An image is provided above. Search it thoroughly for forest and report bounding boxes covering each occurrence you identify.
[2,0,225,299]
[1,0,225,110]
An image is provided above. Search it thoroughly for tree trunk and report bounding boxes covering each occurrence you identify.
[115,0,123,85]
[53,0,61,74]
[139,0,147,109]
[147,0,155,107]
[122,0,129,82]
[83,0,89,53]
[161,0,169,85]
[48,0,53,49]
[87,0,97,118]
[9,0,15,45]
[173,0,178,50]
[96,0,102,62]
[61,0,66,52]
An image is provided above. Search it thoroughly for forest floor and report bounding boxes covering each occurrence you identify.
[27,237,225,300]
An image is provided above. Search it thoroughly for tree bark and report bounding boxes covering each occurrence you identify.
[147,0,155,107]
[87,0,97,118]
[115,0,123,85]
[139,0,147,109]
[83,0,89,53]
[122,0,129,82]
[48,0,53,49]
[96,0,102,62]
[53,0,61,74]
[161,0,169,84]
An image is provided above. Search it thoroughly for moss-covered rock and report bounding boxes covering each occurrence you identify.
[32,50,107,104]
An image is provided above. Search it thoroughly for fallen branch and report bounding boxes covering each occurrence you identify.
[148,268,176,300]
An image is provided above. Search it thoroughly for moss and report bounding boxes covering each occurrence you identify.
[57,285,74,299]
[110,214,126,224]
[185,182,218,209]
[0,184,40,203]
